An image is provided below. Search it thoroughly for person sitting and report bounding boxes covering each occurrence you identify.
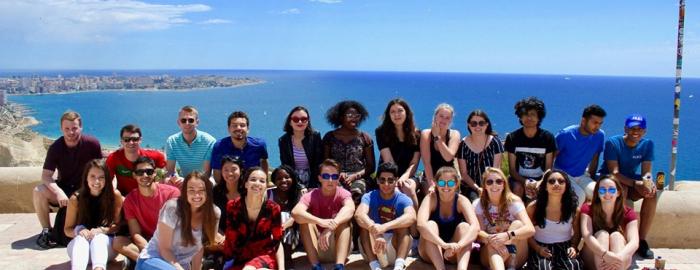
[279,106,324,190]
[64,159,122,270]
[475,167,535,270]
[420,103,461,195]
[355,162,416,270]
[580,175,639,270]
[136,172,219,270]
[269,165,303,270]
[526,169,582,270]
[292,159,355,270]
[106,124,167,195]
[417,166,480,270]
[222,167,283,270]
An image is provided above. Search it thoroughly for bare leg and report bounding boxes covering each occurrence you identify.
[359,228,377,261]
[418,221,446,270]
[392,227,411,260]
[33,184,56,229]
[609,232,630,270]
[335,222,352,265]
[593,231,610,270]
[299,223,320,265]
[508,220,530,268]
[112,236,140,261]
[639,196,657,240]
[447,222,472,270]
[480,243,505,270]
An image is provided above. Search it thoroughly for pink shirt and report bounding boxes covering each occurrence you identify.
[299,187,351,219]
[123,183,180,238]
[580,202,638,232]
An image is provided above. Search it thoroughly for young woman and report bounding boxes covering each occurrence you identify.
[269,165,302,270]
[457,109,504,201]
[580,175,639,270]
[64,159,122,270]
[223,167,283,270]
[323,100,375,203]
[137,172,219,270]
[420,103,461,193]
[416,166,480,270]
[526,169,582,270]
[375,98,421,203]
[213,156,244,232]
[475,167,535,270]
[278,106,324,189]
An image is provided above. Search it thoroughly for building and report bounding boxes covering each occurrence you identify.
[0,90,6,106]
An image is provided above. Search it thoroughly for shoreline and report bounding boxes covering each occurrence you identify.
[6,80,265,97]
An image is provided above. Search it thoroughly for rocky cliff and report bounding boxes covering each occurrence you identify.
[0,104,50,167]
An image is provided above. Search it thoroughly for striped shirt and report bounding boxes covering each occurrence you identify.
[165,129,216,176]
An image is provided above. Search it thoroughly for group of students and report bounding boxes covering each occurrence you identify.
[31,96,658,270]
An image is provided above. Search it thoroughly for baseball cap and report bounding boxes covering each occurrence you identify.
[625,113,646,129]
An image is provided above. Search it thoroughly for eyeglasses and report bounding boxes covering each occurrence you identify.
[134,168,155,176]
[180,118,196,124]
[291,116,309,124]
[598,187,617,195]
[485,178,504,186]
[320,173,340,181]
[437,179,456,187]
[345,113,361,119]
[469,120,487,127]
[377,177,396,185]
[122,137,141,143]
[547,178,566,185]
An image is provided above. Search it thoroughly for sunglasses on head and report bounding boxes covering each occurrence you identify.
[179,118,196,124]
[134,168,155,176]
[377,176,396,185]
[547,178,566,185]
[122,137,141,143]
[469,120,487,127]
[485,178,504,186]
[437,179,456,187]
[291,116,309,124]
[598,187,617,195]
[320,173,340,181]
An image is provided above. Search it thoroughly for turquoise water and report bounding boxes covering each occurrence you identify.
[8,70,700,179]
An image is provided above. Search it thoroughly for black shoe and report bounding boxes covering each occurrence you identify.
[637,240,655,259]
[36,229,57,249]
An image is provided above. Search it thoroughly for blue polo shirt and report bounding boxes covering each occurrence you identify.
[210,136,268,170]
[554,125,605,177]
[599,135,654,179]
[165,129,216,176]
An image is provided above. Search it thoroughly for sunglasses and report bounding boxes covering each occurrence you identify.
[179,118,196,124]
[598,187,617,195]
[469,120,487,127]
[345,113,361,119]
[437,179,456,187]
[485,178,504,186]
[320,173,340,181]
[134,168,155,176]
[291,116,309,124]
[377,177,396,185]
[122,137,141,143]
[547,178,566,185]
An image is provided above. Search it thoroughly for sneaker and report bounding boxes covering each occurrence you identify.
[333,264,345,270]
[311,263,325,270]
[637,240,655,259]
[36,229,57,249]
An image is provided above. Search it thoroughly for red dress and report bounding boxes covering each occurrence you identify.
[223,197,283,270]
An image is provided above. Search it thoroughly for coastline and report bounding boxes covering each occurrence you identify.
[6,80,265,97]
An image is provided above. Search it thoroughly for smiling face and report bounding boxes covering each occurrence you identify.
[228,117,249,140]
[435,171,458,198]
[86,166,106,196]
[178,110,199,136]
[221,161,241,187]
[546,172,566,196]
[597,178,620,203]
[624,126,646,144]
[121,130,141,153]
[377,172,397,197]
[186,178,207,209]
[484,172,505,196]
[434,108,453,129]
[245,170,268,196]
[289,109,309,133]
[468,115,488,135]
[274,169,293,192]
[61,119,83,146]
[133,162,156,188]
[389,103,407,127]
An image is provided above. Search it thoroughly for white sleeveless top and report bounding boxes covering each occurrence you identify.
[533,217,573,244]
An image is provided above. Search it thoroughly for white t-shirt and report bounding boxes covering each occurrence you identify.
[473,199,525,234]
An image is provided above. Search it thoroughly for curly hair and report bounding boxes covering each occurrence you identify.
[514,96,546,126]
[376,98,418,147]
[325,100,369,128]
[533,169,578,228]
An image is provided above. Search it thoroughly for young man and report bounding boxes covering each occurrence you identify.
[599,113,657,259]
[165,105,216,180]
[505,97,557,198]
[554,104,606,205]
[210,111,269,183]
[292,159,355,270]
[112,156,181,265]
[355,162,415,270]
[106,124,167,195]
[33,111,102,249]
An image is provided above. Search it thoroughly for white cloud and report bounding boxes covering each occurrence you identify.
[199,19,232,25]
[280,8,301,15]
[0,0,211,43]
[310,0,342,4]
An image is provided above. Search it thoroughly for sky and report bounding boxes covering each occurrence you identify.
[0,0,697,77]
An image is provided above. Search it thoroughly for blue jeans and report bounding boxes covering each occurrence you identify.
[136,257,177,270]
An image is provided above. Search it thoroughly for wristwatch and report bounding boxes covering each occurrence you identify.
[432,135,441,142]
[509,231,516,239]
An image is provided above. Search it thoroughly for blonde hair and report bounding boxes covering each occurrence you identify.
[180,105,199,118]
[434,103,455,118]
[434,166,461,189]
[479,167,517,225]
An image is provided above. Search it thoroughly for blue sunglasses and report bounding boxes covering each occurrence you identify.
[320,173,340,181]
[598,187,617,195]
[437,179,456,188]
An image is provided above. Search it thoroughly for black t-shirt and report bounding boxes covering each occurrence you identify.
[375,129,419,175]
[43,135,103,195]
[504,128,557,179]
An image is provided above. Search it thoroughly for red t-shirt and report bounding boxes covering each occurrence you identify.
[580,202,638,232]
[106,148,166,195]
[123,183,180,238]
[299,187,352,219]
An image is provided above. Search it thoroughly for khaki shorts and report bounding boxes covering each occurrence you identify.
[315,227,353,263]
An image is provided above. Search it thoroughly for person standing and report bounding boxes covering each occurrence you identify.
[211,111,269,183]
[165,105,216,181]
[278,106,323,189]
[420,103,461,194]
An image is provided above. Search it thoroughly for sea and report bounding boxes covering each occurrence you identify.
[6,70,700,180]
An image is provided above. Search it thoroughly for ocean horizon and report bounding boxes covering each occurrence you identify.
[7,70,700,180]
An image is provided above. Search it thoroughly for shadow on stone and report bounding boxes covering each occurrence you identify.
[44,261,70,270]
[11,234,44,251]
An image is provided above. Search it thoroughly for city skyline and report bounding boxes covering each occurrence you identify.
[0,1,697,77]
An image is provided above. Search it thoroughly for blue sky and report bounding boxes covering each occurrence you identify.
[0,1,697,77]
